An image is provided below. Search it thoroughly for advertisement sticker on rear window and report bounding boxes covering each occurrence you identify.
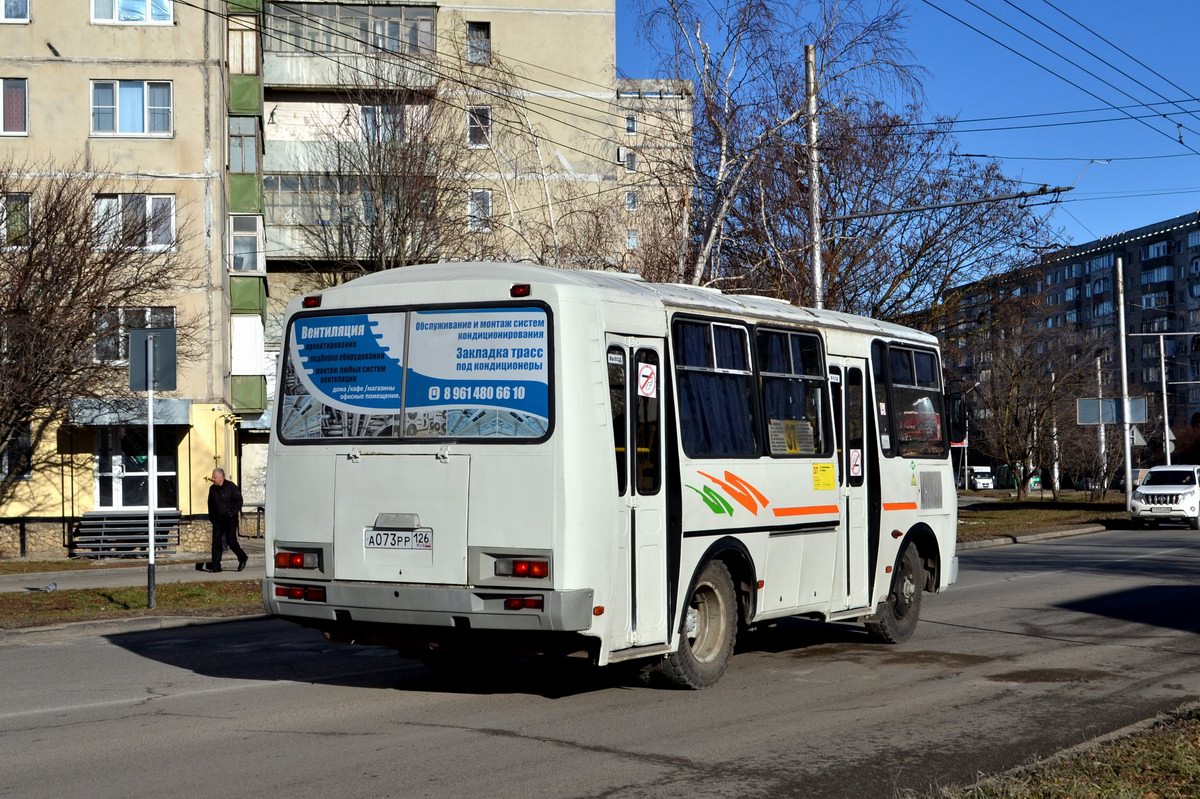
[279,306,550,441]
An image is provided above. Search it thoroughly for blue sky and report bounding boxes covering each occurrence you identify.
[615,1,1200,247]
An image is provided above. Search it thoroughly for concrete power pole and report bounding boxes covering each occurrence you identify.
[1116,255,1133,511]
[805,44,823,310]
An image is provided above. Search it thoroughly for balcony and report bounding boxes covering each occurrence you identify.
[263,53,437,90]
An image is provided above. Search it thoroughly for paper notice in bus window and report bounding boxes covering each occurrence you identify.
[404,306,550,438]
[812,463,836,490]
[768,419,815,455]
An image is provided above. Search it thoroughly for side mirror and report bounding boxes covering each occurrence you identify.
[947,392,967,444]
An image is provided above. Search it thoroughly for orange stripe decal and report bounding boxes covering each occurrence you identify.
[882,502,918,511]
[773,505,840,517]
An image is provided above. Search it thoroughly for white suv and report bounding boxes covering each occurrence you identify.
[1131,465,1200,530]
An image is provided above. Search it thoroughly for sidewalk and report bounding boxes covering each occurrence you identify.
[0,535,265,592]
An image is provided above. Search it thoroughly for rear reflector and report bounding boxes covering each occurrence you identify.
[510,283,531,298]
[275,584,326,602]
[301,295,322,308]
[503,596,544,611]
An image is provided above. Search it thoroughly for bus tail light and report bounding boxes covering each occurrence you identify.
[494,558,549,578]
[275,585,326,602]
[503,596,544,611]
[276,550,319,569]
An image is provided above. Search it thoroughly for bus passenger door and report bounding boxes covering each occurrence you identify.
[832,359,871,611]
[606,338,668,646]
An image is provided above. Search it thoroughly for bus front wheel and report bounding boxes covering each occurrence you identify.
[660,560,737,689]
[866,543,923,644]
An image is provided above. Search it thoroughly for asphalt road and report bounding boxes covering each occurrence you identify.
[3,526,1200,799]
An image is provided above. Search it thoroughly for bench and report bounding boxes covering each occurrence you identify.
[69,510,182,559]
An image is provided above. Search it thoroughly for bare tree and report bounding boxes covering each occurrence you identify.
[966,295,1100,500]
[0,158,200,510]
[638,0,919,286]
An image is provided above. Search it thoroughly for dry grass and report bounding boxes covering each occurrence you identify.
[0,580,262,629]
[927,707,1200,798]
[957,495,1130,542]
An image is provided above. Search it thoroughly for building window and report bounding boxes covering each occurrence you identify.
[93,194,175,250]
[625,191,638,212]
[467,106,490,147]
[1141,265,1173,285]
[1064,286,1080,301]
[1087,253,1114,273]
[0,421,31,480]
[1142,240,1171,260]
[267,3,434,56]
[93,0,172,24]
[0,0,28,22]
[95,306,175,363]
[229,117,258,173]
[91,80,172,136]
[228,15,259,75]
[1143,291,1170,309]
[362,105,405,142]
[467,21,491,64]
[1,193,29,247]
[626,114,636,134]
[626,229,638,250]
[467,189,491,232]
[1092,300,1113,318]
[1190,283,1200,299]
[230,215,263,271]
[2,78,26,134]
[1092,277,1110,294]
[1189,231,1200,250]
[1065,309,1078,323]
[620,147,637,172]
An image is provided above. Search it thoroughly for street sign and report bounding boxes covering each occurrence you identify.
[129,328,177,391]
[1076,397,1147,425]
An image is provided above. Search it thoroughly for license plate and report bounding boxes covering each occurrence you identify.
[1151,507,1171,513]
[364,528,432,550]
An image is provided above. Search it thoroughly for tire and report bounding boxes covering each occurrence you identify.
[1189,516,1199,531]
[866,543,923,644]
[660,560,737,689]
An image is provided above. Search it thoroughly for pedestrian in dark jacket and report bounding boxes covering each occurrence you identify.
[198,467,247,573]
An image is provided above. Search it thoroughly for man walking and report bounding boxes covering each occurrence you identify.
[198,467,248,573]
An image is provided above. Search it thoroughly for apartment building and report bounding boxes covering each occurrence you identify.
[1039,212,1200,430]
[0,0,263,553]
[942,211,1200,470]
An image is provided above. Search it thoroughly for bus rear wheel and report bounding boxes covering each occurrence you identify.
[866,543,923,644]
[660,560,737,689]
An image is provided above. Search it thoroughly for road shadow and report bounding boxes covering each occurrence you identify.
[103,617,651,699]
[1058,585,1200,635]
[962,529,1200,583]
[737,615,872,654]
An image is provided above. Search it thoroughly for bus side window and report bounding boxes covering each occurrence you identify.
[829,366,843,485]
[634,349,661,495]
[847,368,865,487]
[607,345,628,496]
[870,340,894,456]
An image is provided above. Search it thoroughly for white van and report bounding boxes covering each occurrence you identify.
[967,466,994,490]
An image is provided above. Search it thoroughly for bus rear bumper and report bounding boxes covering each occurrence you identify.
[263,578,595,633]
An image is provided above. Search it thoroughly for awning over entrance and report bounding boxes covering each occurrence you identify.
[69,398,193,426]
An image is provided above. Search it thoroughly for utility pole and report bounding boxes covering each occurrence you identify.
[805,44,823,310]
[1116,256,1133,511]
[1096,356,1106,489]
[1160,333,1170,465]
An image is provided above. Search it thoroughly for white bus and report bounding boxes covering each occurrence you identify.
[264,262,960,688]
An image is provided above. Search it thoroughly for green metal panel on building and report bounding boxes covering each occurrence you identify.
[230,275,267,315]
[230,375,267,413]
[229,75,263,116]
[228,173,263,214]
[226,0,262,13]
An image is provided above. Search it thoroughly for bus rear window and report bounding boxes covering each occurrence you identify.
[278,306,551,442]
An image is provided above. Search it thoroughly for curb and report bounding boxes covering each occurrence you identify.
[0,612,269,646]
[956,524,1108,550]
